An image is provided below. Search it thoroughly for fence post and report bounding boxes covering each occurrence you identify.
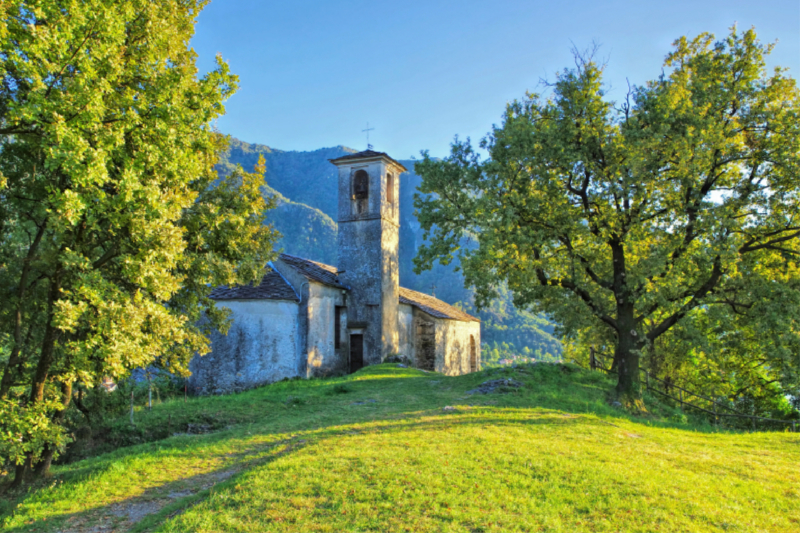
[130,390,134,425]
[679,389,683,409]
[645,371,650,391]
[590,347,596,371]
[793,421,796,433]
[751,406,756,432]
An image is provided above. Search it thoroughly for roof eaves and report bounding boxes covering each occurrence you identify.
[278,253,349,290]
[398,287,480,322]
[268,260,300,301]
[329,150,408,172]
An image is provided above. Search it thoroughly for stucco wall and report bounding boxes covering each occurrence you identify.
[306,282,348,377]
[438,319,481,376]
[397,303,414,360]
[189,299,300,395]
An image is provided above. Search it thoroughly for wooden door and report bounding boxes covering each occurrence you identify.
[416,321,436,371]
[470,335,477,372]
[350,334,364,373]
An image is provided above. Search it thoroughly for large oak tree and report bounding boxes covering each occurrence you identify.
[0,0,278,485]
[413,29,800,402]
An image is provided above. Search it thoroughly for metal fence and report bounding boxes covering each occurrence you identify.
[585,348,798,433]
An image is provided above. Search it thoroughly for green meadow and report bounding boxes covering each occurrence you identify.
[1,364,797,533]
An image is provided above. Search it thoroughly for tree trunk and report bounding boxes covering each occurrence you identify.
[615,331,642,400]
[10,456,33,489]
[29,274,61,404]
[610,240,643,402]
[613,300,644,402]
[13,273,61,487]
[0,223,46,399]
[34,380,73,478]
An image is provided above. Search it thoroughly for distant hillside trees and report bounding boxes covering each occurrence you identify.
[413,28,800,404]
[0,0,278,485]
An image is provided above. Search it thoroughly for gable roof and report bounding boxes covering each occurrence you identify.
[278,253,347,289]
[399,287,479,322]
[329,150,408,172]
[210,269,299,301]
[210,255,477,323]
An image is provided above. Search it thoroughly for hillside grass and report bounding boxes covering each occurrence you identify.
[1,363,798,533]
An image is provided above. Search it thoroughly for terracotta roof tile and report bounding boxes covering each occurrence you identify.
[279,253,347,289]
[399,287,479,322]
[211,269,299,301]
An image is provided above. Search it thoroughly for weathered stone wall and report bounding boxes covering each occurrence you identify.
[380,217,399,362]
[189,299,301,395]
[306,282,348,377]
[271,259,309,374]
[336,156,404,366]
[338,217,384,365]
[401,307,481,376]
[271,258,348,377]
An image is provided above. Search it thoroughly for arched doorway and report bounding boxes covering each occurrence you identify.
[416,321,436,371]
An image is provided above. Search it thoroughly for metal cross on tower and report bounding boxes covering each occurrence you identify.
[362,122,375,150]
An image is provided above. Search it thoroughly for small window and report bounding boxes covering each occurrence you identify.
[353,169,369,200]
[470,335,477,372]
[387,173,394,205]
[335,306,343,349]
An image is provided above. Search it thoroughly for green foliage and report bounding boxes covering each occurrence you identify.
[413,28,800,400]
[481,340,561,368]
[0,0,278,481]
[0,396,66,469]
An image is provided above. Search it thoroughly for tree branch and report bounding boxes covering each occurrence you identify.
[646,255,724,341]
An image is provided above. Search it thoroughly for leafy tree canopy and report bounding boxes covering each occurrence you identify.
[0,0,278,485]
[414,28,800,403]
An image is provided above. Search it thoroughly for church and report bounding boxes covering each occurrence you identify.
[189,150,481,395]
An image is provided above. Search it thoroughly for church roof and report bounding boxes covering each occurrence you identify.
[329,150,408,172]
[278,253,348,289]
[210,269,299,301]
[399,287,480,322]
[210,255,478,322]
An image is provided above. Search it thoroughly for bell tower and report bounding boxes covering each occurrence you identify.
[330,150,406,368]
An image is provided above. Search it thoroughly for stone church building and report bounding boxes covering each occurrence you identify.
[189,150,481,395]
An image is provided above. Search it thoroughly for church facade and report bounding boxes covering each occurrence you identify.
[189,150,480,395]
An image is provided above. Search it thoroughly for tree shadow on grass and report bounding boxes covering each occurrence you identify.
[2,437,310,533]
[2,410,584,533]
[2,366,766,531]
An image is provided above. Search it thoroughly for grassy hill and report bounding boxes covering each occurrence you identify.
[2,364,797,532]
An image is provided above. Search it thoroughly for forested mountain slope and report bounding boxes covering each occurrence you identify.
[216,138,562,360]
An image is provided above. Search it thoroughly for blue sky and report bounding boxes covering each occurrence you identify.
[191,0,800,159]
